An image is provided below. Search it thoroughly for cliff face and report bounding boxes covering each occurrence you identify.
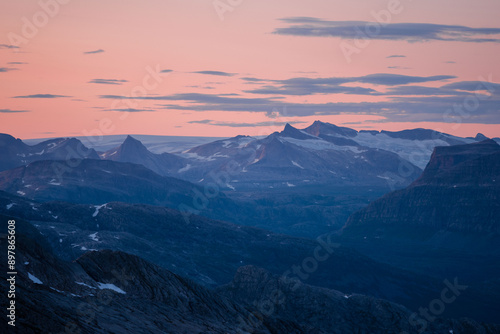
[344,140,500,235]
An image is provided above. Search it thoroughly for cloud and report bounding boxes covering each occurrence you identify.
[192,70,237,77]
[387,66,411,70]
[12,94,71,98]
[0,67,18,72]
[441,81,500,94]
[241,77,271,82]
[88,79,128,85]
[83,49,105,55]
[243,73,455,96]
[105,108,156,112]
[7,62,27,65]
[98,76,500,124]
[273,18,500,43]
[444,61,456,64]
[0,108,30,113]
[0,44,20,49]
[387,55,406,58]
[161,69,173,73]
[188,120,306,127]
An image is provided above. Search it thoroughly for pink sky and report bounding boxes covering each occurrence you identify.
[1,0,499,139]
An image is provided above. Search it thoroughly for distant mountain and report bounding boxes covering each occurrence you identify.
[303,121,475,169]
[181,123,423,190]
[0,133,99,172]
[101,135,188,176]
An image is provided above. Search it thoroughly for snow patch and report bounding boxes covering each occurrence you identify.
[291,160,304,169]
[97,282,126,294]
[48,179,61,186]
[92,204,108,218]
[16,191,26,196]
[75,281,97,290]
[88,232,99,242]
[28,273,43,285]
[178,164,192,173]
[286,182,296,187]
[6,203,15,210]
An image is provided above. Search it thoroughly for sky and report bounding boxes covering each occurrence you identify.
[1,0,500,140]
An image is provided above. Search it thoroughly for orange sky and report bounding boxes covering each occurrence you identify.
[1,0,499,140]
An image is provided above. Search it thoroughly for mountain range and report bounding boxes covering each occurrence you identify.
[1,122,499,332]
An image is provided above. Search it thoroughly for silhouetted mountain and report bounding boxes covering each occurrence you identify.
[218,266,500,334]
[344,140,500,235]
[337,140,500,322]
[0,190,454,314]
[101,135,188,176]
[2,212,499,333]
[0,133,99,172]
[0,159,244,224]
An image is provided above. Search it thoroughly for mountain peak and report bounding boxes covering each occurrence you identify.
[121,135,148,151]
[475,133,489,141]
[304,121,358,138]
[280,123,314,140]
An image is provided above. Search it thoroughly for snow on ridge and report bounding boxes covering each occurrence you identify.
[282,137,362,153]
[6,203,15,210]
[75,281,97,290]
[89,232,99,242]
[28,273,43,285]
[291,160,304,169]
[97,282,126,294]
[178,164,192,173]
[92,204,108,218]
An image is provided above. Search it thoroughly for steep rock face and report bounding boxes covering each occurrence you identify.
[344,140,500,235]
[219,266,500,334]
[102,135,187,176]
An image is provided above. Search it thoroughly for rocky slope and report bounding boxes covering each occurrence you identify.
[0,133,99,172]
[101,135,188,176]
[2,217,499,334]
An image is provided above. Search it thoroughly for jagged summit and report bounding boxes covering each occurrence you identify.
[475,133,489,141]
[280,123,314,140]
[304,120,358,138]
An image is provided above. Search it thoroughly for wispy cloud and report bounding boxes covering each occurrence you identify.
[0,44,20,49]
[192,70,237,77]
[243,73,455,96]
[83,49,105,55]
[0,108,30,113]
[88,79,128,85]
[0,67,18,72]
[161,69,173,73]
[7,62,27,65]
[273,18,500,43]
[188,120,306,127]
[13,94,71,98]
[105,108,156,112]
[387,55,406,58]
